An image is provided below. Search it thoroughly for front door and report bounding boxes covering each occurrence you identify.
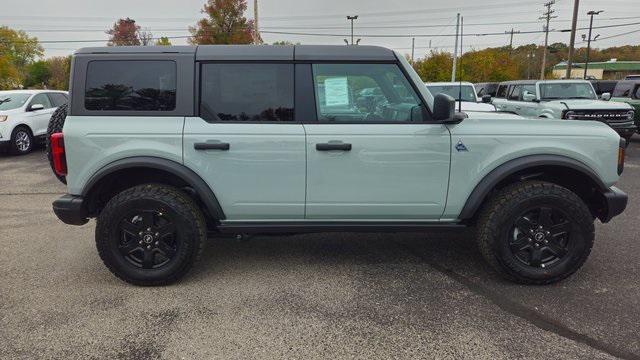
[25,93,55,136]
[183,63,306,220]
[304,63,451,220]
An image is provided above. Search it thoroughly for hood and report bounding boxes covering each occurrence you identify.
[547,99,633,111]
[0,108,24,116]
[464,111,524,120]
[458,101,496,112]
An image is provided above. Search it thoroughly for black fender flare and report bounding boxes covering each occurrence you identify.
[458,154,608,220]
[81,156,226,220]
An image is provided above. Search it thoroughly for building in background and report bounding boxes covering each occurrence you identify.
[553,59,640,80]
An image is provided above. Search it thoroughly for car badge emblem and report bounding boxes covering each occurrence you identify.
[455,139,469,152]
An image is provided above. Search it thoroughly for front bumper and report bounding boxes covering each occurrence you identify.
[52,194,89,225]
[600,186,628,223]
[607,122,637,138]
[0,139,10,149]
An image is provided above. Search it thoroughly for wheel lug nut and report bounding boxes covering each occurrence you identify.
[147,245,151,249]
[139,241,143,244]
[155,241,159,245]
[155,233,159,237]
[147,228,151,231]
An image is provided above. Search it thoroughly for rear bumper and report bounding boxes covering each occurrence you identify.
[52,194,89,225]
[600,186,628,223]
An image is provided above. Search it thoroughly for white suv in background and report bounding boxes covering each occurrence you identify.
[0,90,68,155]
[424,82,496,112]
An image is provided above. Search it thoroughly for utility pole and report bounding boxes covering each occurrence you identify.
[583,10,603,79]
[253,0,260,44]
[411,37,415,64]
[565,0,580,79]
[451,13,460,82]
[506,28,521,49]
[347,15,358,45]
[540,1,556,80]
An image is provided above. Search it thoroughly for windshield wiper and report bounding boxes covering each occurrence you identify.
[0,98,11,105]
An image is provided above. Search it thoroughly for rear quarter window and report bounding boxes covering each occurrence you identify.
[84,60,176,111]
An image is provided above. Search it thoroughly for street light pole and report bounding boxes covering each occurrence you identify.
[347,15,358,45]
[584,10,603,79]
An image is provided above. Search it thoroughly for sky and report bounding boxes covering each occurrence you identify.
[1,0,638,60]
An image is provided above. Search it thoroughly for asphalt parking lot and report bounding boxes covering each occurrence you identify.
[1,137,639,360]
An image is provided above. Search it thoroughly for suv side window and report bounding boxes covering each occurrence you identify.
[85,60,176,111]
[200,63,294,122]
[496,85,508,98]
[29,93,53,109]
[613,82,633,97]
[508,85,522,101]
[311,63,425,123]
[48,93,68,107]
[521,84,537,100]
[634,85,640,99]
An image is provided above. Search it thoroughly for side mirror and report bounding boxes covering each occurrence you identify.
[522,92,537,102]
[601,92,611,101]
[481,95,492,103]
[433,93,458,123]
[28,104,44,111]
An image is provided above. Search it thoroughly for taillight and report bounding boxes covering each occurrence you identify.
[618,138,625,175]
[51,132,67,176]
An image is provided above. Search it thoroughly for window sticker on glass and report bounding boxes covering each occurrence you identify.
[324,77,349,106]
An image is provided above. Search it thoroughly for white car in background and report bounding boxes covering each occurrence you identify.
[425,82,496,112]
[0,90,68,155]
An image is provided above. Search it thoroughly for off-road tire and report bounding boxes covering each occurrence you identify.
[476,181,595,285]
[46,103,68,184]
[9,126,34,155]
[96,184,206,286]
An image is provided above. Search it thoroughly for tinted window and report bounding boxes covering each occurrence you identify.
[85,61,176,111]
[613,82,634,97]
[496,85,508,98]
[30,93,53,109]
[200,63,293,122]
[48,93,68,107]
[313,63,425,123]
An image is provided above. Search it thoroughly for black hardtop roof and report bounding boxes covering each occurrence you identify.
[75,45,397,61]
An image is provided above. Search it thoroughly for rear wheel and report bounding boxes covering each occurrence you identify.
[10,126,33,155]
[476,181,594,285]
[95,184,206,286]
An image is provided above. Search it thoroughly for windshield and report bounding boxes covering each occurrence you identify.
[426,85,477,102]
[539,83,597,100]
[0,93,31,111]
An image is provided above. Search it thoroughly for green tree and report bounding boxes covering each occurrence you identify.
[189,0,257,45]
[155,37,172,46]
[0,26,43,89]
[272,41,299,46]
[413,51,453,82]
[24,60,51,88]
[46,56,72,90]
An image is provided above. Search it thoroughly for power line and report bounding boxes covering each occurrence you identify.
[4,20,640,44]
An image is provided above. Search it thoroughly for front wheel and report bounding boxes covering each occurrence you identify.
[10,127,33,155]
[95,184,207,286]
[476,181,595,285]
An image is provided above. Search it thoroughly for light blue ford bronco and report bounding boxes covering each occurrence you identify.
[49,45,628,286]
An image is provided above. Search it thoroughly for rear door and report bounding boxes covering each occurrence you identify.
[303,63,451,220]
[183,62,306,220]
[492,84,509,111]
[516,84,540,117]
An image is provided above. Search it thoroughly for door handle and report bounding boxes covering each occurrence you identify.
[194,142,230,151]
[316,142,352,151]
[515,106,522,110]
